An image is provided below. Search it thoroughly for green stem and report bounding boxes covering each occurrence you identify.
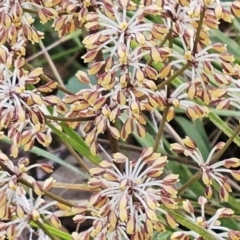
[178,171,201,194]
[156,63,189,91]
[23,7,66,16]
[44,115,95,122]
[160,29,172,48]
[35,220,57,240]
[30,221,72,240]
[193,8,206,54]
[153,106,169,152]
[83,22,121,168]
[63,141,90,172]
[153,28,173,152]
[107,129,121,171]
[209,123,240,164]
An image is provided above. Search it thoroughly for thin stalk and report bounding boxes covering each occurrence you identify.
[62,141,90,172]
[107,130,121,171]
[193,8,206,54]
[27,31,81,62]
[23,7,66,16]
[107,130,120,154]
[156,9,205,94]
[156,63,190,91]
[178,171,201,194]
[39,40,65,87]
[21,178,76,207]
[153,28,173,152]
[83,21,121,170]
[50,182,99,191]
[44,115,95,122]
[159,29,173,48]
[153,106,169,152]
[35,220,57,240]
[209,123,240,164]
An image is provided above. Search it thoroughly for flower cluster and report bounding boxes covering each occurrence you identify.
[0,46,67,157]
[0,151,62,239]
[171,137,240,201]
[171,196,240,240]
[57,0,240,155]
[1,0,240,239]
[72,148,179,239]
[0,0,44,46]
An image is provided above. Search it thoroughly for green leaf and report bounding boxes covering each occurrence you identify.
[152,231,172,240]
[60,122,89,150]
[210,29,240,58]
[210,108,240,117]
[31,221,72,240]
[208,112,240,147]
[133,131,165,152]
[166,209,217,240]
[47,122,101,165]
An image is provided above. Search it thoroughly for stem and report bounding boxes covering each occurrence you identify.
[209,123,240,164]
[156,63,190,91]
[44,115,95,122]
[50,182,99,191]
[21,178,76,207]
[39,40,65,87]
[160,29,173,48]
[62,141,90,172]
[193,8,206,54]
[153,28,173,152]
[107,129,122,171]
[35,220,57,240]
[178,171,201,194]
[107,130,120,154]
[85,21,121,169]
[157,9,204,94]
[153,106,169,152]
[23,7,66,16]
[22,7,39,14]
[24,62,75,95]
[178,123,240,194]
[27,31,81,62]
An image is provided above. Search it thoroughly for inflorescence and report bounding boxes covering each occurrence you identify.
[1,0,240,239]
